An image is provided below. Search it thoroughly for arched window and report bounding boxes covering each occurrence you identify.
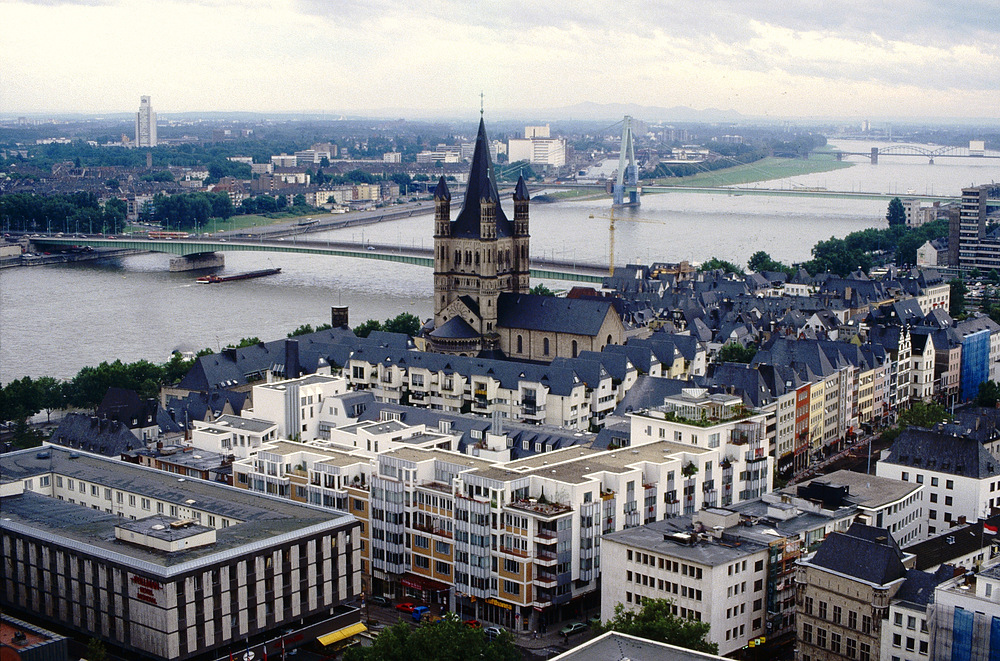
[572,340,578,358]
[607,334,613,345]
[454,250,461,264]
[543,338,549,356]
[517,335,523,353]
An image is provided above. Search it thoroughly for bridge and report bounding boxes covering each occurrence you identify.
[831,144,1000,164]
[536,182,960,203]
[29,236,609,283]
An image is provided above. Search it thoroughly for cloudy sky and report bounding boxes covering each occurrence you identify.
[2,0,998,120]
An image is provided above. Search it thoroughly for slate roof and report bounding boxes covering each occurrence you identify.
[576,350,633,383]
[882,428,999,479]
[497,293,616,336]
[48,413,144,456]
[613,376,695,416]
[433,176,451,201]
[450,118,513,239]
[96,388,158,429]
[904,514,1000,571]
[893,566,957,609]
[165,390,248,425]
[428,316,480,339]
[807,522,908,586]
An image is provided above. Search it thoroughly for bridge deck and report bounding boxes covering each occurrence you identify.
[30,236,608,283]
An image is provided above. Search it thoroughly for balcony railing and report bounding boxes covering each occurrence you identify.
[499,545,530,558]
[534,573,558,587]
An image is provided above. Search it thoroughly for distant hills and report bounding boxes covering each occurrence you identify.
[505,101,747,124]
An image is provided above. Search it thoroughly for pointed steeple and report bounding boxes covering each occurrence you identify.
[451,118,512,238]
[513,175,530,202]
[433,176,451,201]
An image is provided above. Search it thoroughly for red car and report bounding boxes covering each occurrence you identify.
[465,619,482,628]
[395,602,419,613]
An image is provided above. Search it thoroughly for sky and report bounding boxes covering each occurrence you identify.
[2,0,998,121]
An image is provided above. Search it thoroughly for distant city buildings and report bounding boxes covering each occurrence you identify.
[508,123,567,168]
[135,95,157,148]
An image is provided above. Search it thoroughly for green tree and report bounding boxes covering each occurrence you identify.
[898,402,949,429]
[225,337,261,349]
[353,319,382,338]
[717,342,757,364]
[35,376,65,423]
[162,352,195,384]
[86,637,108,661]
[948,278,967,318]
[976,381,1000,408]
[886,197,906,227]
[0,376,42,423]
[383,313,421,337]
[597,598,717,654]
[529,283,556,296]
[344,616,518,661]
[747,250,790,275]
[699,257,743,275]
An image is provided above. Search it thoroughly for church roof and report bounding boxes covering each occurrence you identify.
[451,118,513,239]
[428,315,481,339]
[514,175,530,201]
[497,293,616,337]
[433,176,451,201]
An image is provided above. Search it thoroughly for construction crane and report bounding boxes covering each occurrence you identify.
[588,208,665,276]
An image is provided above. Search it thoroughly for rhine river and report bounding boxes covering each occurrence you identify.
[2,140,997,382]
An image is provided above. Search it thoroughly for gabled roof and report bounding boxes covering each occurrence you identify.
[451,118,513,238]
[49,412,143,456]
[428,315,480,339]
[882,428,999,479]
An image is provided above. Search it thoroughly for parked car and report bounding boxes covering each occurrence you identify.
[484,626,505,641]
[560,622,588,637]
[395,602,418,613]
[588,615,602,627]
[369,596,391,607]
[465,619,482,628]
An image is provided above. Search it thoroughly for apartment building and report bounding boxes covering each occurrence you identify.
[245,374,349,441]
[879,565,955,661]
[189,414,278,459]
[877,427,1000,538]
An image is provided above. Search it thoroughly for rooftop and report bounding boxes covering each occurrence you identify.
[0,446,355,576]
[602,518,768,567]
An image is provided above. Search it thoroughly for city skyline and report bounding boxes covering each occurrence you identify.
[1,0,998,121]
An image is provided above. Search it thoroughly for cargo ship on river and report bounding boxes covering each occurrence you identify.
[195,267,281,283]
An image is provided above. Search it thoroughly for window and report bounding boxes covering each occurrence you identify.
[862,615,872,635]
[905,637,915,652]
[802,623,813,644]
[849,611,858,629]
[946,479,954,489]
[907,615,916,630]
[804,597,814,615]
[435,540,450,554]
[945,496,953,506]
[931,477,938,486]
[847,638,857,659]
[893,633,901,648]
[502,580,520,595]
[930,493,938,502]
[819,601,828,620]
[817,628,827,648]
[831,632,841,654]
[435,561,450,576]
[414,555,429,569]
[833,605,842,624]
[860,642,871,661]
[543,338,549,356]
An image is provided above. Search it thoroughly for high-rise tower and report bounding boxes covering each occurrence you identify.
[135,96,157,147]
[428,118,530,355]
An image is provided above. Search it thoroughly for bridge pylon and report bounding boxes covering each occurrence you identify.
[870,147,879,165]
[614,116,640,207]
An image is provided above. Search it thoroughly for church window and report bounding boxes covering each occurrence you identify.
[455,250,461,264]
[466,250,472,264]
[475,252,480,265]
[517,336,523,353]
[607,334,613,345]
[572,340,578,358]
[543,338,550,356]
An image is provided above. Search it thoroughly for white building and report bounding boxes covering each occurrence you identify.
[601,517,770,657]
[507,137,567,168]
[135,96,157,147]
[877,427,1000,539]
[190,415,278,459]
[927,560,1000,660]
[245,374,349,441]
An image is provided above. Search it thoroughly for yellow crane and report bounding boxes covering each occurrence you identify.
[588,208,665,276]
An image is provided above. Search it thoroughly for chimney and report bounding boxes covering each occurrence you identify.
[285,339,301,379]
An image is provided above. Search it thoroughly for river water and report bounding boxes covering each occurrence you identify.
[2,139,997,382]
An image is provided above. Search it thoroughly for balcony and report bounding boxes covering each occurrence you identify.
[534,572,558,588]
[535,550,558,566]
[508,499,572,517]
[498,545,530,559]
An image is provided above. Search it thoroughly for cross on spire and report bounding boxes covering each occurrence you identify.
[480,92,484,117]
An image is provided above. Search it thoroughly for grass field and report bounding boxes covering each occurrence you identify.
[647,155,854,188]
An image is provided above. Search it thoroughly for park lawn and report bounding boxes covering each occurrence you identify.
[648,156,853,188]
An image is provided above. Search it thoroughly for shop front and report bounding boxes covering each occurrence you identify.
[401,573,451,608]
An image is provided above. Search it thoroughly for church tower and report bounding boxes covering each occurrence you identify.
[429,118,530,355]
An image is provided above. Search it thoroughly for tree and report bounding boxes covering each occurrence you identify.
[747,250,790,275]
[36,376,65,423]
[163,352,195,384]
[0,376,42,423]
[717,342,757,364]
[597,598,717,654]
[529,283,556,296]
[976,381,1000,408]
[898,401,949,429]
[344,615,519,661]
[886,197,906,227]
[948,278,967,318]
[86,637,108,661]
[383,313,421,337]
[224,337,261,349]
[699,257,743,275]
[353,319,382,338]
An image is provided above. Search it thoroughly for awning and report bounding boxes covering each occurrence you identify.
[401,573,450,592]
[317,622,367,647]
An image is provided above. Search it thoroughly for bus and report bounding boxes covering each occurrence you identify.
[147,231,190,239]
